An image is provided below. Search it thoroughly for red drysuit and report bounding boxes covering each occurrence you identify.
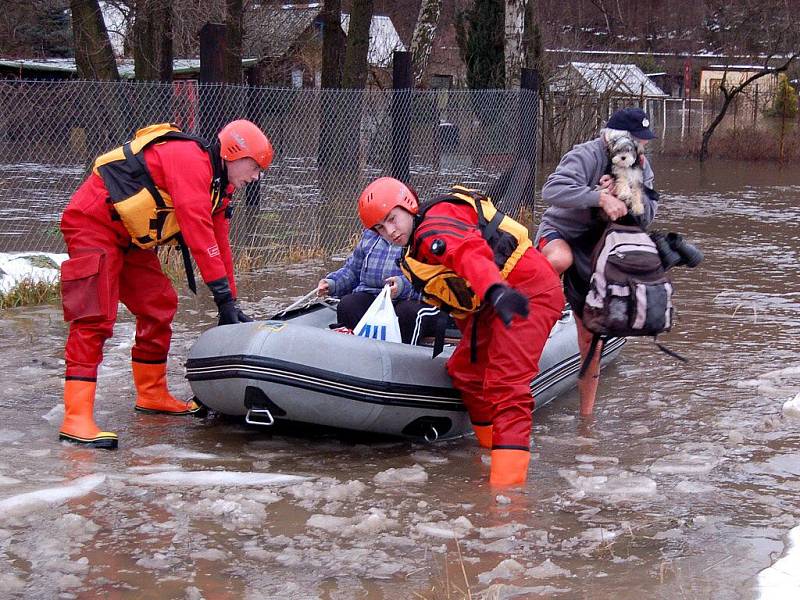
[60,139,237,380]
[410,202,565,449]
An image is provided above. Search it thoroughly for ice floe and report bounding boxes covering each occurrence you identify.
[373,464,428,486]
[415,515,473,539]
[130,470,308,487]
[306,509,399,537]
[0,474,105,519]
[559,469,658,498]
[131,444,220,460]
[782,393,800,419]
[285,478,366,510]
[188,494,268,529]
[650,444,723,474]
[478,558,525,584]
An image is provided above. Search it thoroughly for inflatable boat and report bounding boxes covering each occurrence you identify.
[185,300,625,441]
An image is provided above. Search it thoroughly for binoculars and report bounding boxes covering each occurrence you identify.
[650,231,704,270]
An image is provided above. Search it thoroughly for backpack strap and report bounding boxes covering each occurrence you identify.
[654,337,689,363]
[578,333,605,379]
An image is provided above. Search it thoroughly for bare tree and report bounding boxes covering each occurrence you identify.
[341,0,374,89]
[224,0,243,83]
[699,1,800,160]
[70,0,119,80]
[132,0,172,81]
[699,54,799,160]
[504,0,526,88]
[321,0,345,88]
[523,0,542,71]
[410,0,442,86]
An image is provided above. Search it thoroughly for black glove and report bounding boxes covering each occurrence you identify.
[486,283,529,327]
[207,277,252,326]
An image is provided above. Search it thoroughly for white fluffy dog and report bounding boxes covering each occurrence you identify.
[605,129,644,216]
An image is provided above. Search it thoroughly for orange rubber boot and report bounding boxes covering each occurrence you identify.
[472,424,493,449]
[59,380,119,449]
[132,361,200,415]
[489,449,531,486]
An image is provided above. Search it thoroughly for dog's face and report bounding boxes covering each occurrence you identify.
[611,146,637,168]
[607,132,638,168]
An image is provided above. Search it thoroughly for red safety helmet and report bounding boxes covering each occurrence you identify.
[218,119,274,169]
[358,177,419,229]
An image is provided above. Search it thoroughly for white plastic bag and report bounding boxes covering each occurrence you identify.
[353,285,402,343]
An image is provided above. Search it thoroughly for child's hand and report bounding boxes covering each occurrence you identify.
[317,279,330,297]
[385,276,400,299]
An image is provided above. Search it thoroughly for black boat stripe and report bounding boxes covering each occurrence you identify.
[185,338,625,410]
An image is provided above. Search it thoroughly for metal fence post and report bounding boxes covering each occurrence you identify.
[518,68,539,209]
[392,51,412,183]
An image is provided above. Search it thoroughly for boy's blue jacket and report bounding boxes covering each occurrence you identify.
[324,229,419,300]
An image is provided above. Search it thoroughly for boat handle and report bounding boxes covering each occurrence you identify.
[424,426,439,443]
[245,408,275,426]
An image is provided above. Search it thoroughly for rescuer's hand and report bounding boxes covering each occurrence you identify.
[486,284,530,327]
[208,277,252,326]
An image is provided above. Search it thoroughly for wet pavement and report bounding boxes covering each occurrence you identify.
[0,157,799,599]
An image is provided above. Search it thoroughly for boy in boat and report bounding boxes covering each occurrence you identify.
[58,120,273,449]
[357,177,564,486]
[317,229,434,344]
[536,107,658,416]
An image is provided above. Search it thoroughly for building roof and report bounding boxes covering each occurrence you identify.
[253,6,323,60]
[550,62,667,97]
[250,5,404,67]
[0,58,258,80]
[340,14,405,68]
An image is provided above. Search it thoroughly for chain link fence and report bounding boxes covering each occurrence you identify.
[0,80,539,266]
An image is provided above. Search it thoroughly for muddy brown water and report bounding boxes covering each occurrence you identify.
[0,157,798,599]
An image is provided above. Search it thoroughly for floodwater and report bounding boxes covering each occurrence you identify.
[1,157,799,599]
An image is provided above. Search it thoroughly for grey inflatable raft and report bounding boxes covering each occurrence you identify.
[185,301,625,441]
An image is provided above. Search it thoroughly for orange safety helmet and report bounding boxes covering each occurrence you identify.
[358,177,419,229]
[218,119,274,169]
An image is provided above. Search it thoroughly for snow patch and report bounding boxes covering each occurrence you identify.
[0,252,66,294]
[758,524,800,599]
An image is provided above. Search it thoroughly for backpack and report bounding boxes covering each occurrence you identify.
[579,222,683,375]
[583,221,673,337]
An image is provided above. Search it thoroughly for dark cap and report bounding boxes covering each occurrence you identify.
[606,107,656,140]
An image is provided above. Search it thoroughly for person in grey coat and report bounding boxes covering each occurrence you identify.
[536,107,659,416]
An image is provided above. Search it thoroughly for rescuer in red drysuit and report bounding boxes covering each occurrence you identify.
[58,120,273,449]
[358,177,565,486]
